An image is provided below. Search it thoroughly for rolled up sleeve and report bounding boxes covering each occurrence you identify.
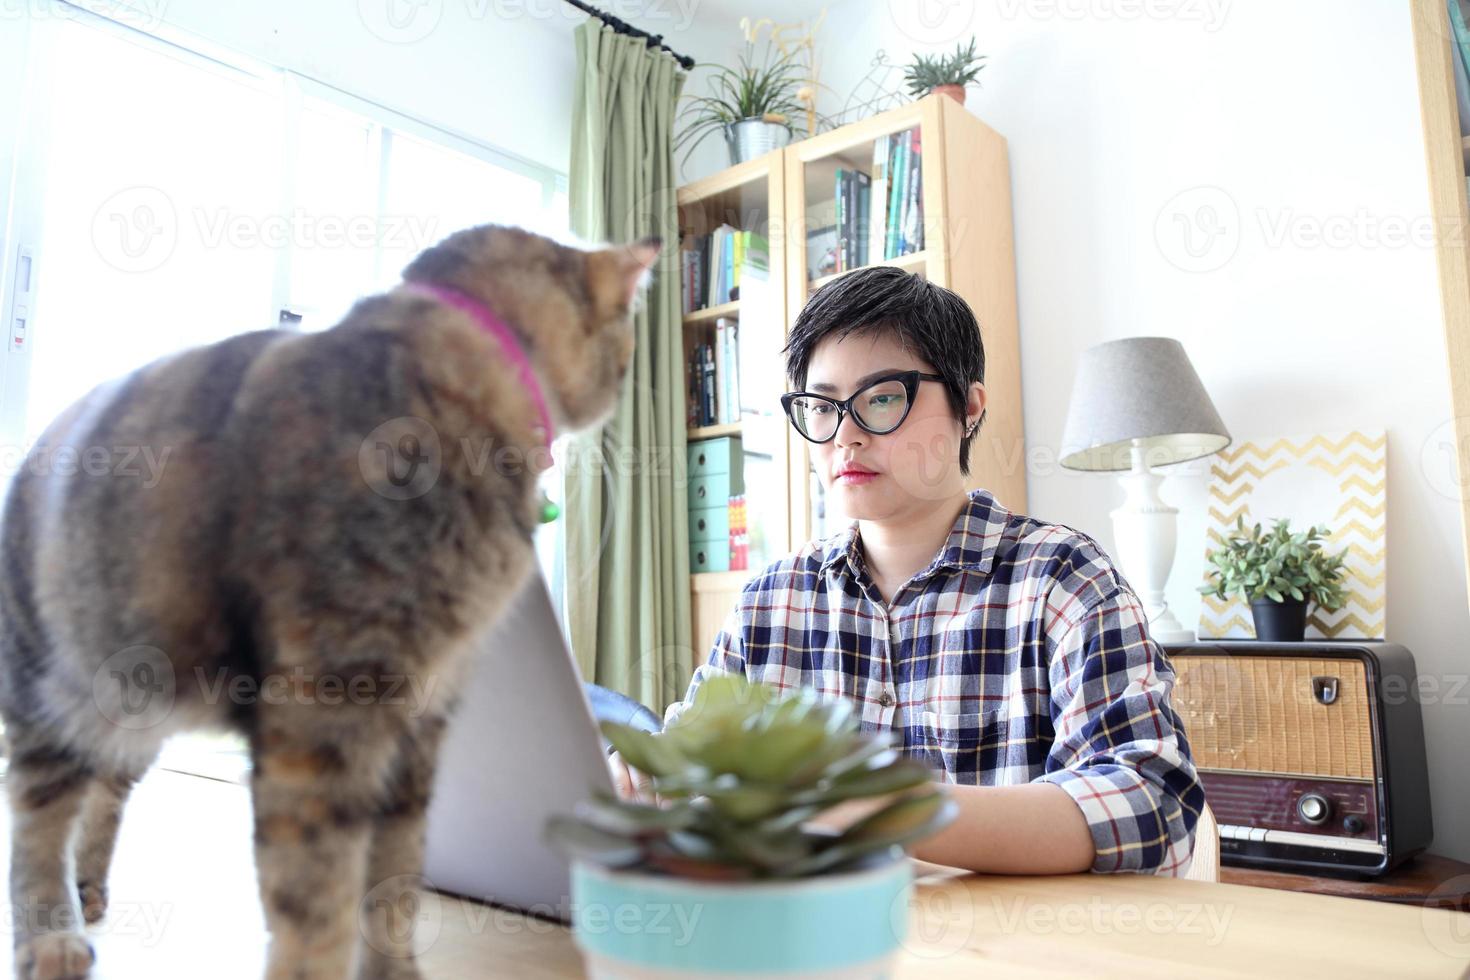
[1032,588,1205,875]
[661,603,748,730]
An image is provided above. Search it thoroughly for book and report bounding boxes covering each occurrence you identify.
[724,318,740,423]
[887,133,908,259]
[1452,1,1470,138]
[835,168,848,273]
[854,170,872,269]
[713,321,727,424]
[870,135,890,266]
[906,128,924,253]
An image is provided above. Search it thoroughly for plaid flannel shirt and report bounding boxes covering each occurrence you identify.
[664,488,1204,875]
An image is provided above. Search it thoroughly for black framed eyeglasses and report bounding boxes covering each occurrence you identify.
[780,370,946,444]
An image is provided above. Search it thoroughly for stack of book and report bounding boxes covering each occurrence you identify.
[727,494,748,571]
[681,227,770,313]
[686,316,741,428]
[829,126,925,276]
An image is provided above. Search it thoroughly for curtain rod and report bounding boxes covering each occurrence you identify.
[561,0,695,70]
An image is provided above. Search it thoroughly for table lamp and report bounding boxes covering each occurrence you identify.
[1059,337,1231,644]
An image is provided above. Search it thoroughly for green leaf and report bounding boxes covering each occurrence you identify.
[601,722,684,779]
[544,816,645,868]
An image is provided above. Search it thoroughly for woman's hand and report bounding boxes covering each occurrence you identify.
[606,749,662,805]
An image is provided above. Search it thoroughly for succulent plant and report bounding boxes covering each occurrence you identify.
[545,674,957,880]
[1199,516,1350,610]
[903,39,987,97]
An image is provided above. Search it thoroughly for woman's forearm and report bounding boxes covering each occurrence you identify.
[910,782,1096,875]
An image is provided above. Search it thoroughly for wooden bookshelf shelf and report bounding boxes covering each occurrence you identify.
[807,250,930,292]
[676,93,1023,670]
[682,300,740,327]
[688,421,742,440]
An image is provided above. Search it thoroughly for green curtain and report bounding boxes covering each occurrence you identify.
[566,20,691,715]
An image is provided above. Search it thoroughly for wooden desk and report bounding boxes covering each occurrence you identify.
[1221,854,1470,912]
[425,860,1470,979]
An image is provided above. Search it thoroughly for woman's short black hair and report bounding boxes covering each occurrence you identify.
[781,266,986,476]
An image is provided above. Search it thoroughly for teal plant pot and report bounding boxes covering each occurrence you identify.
[570,857,913,979]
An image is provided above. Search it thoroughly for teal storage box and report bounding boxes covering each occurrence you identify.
[690,470,742,508]
[689,504,729,542]
[689,539,731,573]
[688,436,739,478]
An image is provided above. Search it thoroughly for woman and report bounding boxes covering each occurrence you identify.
[616,266,1203,876]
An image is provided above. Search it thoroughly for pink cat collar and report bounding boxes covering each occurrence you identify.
[402,280,553,448]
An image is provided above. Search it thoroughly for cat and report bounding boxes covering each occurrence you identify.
[0,224,660,980]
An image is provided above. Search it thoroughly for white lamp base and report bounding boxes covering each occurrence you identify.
[1109,443,1196,646]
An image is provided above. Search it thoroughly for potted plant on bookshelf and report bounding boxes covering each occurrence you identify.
[1198,516,1350,642]
[903,38,987,106]
[676,34,806,167]
[546,674,956,979]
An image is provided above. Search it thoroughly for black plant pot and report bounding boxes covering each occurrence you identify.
[1250,598,1309,641]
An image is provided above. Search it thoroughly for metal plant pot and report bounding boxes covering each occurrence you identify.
[724,118,793,165]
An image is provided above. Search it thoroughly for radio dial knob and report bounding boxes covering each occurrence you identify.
[1297,793,1331,825]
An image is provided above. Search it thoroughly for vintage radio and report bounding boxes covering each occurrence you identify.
[1163,641,1433,877]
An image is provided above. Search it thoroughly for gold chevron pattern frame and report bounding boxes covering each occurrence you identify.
[1199,430,1386,640]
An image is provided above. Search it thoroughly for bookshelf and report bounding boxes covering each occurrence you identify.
[1410,0,1470,615]
[676,94,1025,661]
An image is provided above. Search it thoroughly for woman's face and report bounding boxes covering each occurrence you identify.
[798,329,980,523]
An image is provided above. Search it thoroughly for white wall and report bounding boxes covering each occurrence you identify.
[683,1,1470,860]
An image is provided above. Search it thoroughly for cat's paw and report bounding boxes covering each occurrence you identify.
[15,933,94,980]
[76,882,107,925]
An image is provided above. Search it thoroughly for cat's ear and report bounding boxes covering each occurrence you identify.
[588,237,662,311]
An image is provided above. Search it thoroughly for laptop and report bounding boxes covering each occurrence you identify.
[422,570,616,923]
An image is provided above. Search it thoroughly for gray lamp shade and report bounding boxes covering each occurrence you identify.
[1059,337,1230,471]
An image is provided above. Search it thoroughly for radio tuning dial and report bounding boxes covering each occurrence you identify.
[1297,793,1331,825]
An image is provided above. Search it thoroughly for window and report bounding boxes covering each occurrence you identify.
[4,8,573,773]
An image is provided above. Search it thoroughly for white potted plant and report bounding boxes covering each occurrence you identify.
[546,674,956,979]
